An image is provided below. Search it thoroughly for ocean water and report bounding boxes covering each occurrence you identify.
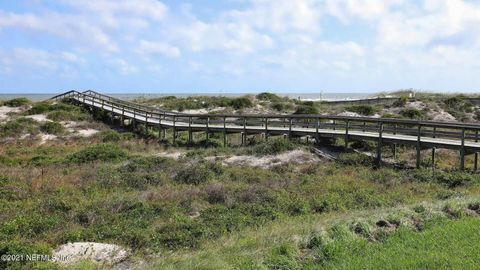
[0,92,373,102]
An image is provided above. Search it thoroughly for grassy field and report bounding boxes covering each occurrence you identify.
[1,95,480,269]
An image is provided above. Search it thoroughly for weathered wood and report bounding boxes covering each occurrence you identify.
[416,125,422,169]
[460,128,465,171]
[376,122,383,167]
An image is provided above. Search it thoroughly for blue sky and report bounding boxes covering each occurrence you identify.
[1,0,480,94]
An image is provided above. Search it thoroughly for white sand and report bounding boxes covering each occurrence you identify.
[0,106,21,122]
[53,242,129,266]
[75,129,100,137]
[25,114,50,122]
[39,134,57,145]
[221,150,319,168]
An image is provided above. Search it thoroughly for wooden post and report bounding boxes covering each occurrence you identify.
[475,131,478,172]
[362,121,366,132]
[172,115,176,144]
[145,113,149,135]
[376,122,383,167]
[188,116,192,143]
[158,114,162,140]
[432,126,436,171]
[333,119,336,131]
[243,117,247,145]
[393,124,397,159]
[316,117,320,145]
[288,118,292,139]
[206,117,210,144]
[265,117,269,141]
[223,116,227,147]
[416,125,422,169]
[345,120,349,150]
[460,128,465,171]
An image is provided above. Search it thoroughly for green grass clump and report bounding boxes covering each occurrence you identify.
[271,102,293,112]
[97,129,121,142]
[230,97,253,109]
[40,121,66,135]
[400,108,427,119]
[302,218,480,269]
[46,110,89,122]
[4,97,31,107]
[256,92,283,102]
[0,117,38,137]
[337,153,375,167]
[174,162,223,185]
[294,104,319,114]
[345,105,378,116]
[67,143,128,163]
[250,139,296,156]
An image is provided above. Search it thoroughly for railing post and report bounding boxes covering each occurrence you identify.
[265,117,268,141]
[223,116,227,147]
[432,126,436,171]
[460,128,465,171]
[145,112,149,135]
[345,120,349,150]
[288,118,292,139]
[376,122,383,168]
[316,117,320,145]
[475,131,479,172]
[188,116,193,144]
[158,114,162,141]
[333,119,336,131]
[243,117,247,145]
[393,124,397,159]
[416,125,422,169]
[206,117,210,145]
[173,115,176,144]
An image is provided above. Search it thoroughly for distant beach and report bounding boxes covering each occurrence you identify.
[0,92,373,102]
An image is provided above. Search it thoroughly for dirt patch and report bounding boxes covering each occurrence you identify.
[221,150,319,168]
[156,151,184,160]
[53,242,129,266]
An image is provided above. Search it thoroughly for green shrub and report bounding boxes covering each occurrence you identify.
[40,121,66,135]
[26,102,51,114]
[251,139,296,156]
[67,144,128,163]
[47,110,89,121]
[337,153,375,167]
[436,171,477,188]
[0,117,38,137]
[392,96,408,107]
[256,92,283,102]
[4,97,30,107]
[271,102,293,112]
[230,97,253,109]
[346,105,377,116]
[294,105,319,114]
[98,129,121,142]
[174,162,221,185]
[400,108,426,119]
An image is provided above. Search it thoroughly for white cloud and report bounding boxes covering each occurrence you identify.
[111,58,138,75]
[137,40,181,58]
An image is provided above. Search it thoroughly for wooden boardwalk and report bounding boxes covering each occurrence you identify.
[52,90,480,170]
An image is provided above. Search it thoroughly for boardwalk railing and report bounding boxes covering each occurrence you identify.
[51,90,480,171]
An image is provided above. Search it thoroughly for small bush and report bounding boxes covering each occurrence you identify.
[346,105,377,116]
[174,162,221,185]
[0,117,38,137]
[40,122,66,135]
[337,153,375,167]
[47,110,88,121]
[271,102,293,112]
[98,129,121,142]
[392,96,408,107]
[294,105,319,114]
[400,108,426,119]
[251,139,296,156]
[68,143,128,163]
[230,97,253,109]
[256,92,283,102]
[26,102,51,114]
[4,97,30,107]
